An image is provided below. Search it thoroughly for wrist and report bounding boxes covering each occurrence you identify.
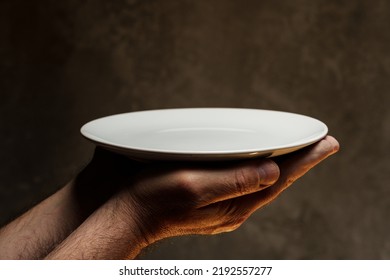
[109,190,155,251]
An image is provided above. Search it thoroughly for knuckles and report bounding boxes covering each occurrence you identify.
[171,170,197,190]
[168,170,207,208]
[233,166,260,195]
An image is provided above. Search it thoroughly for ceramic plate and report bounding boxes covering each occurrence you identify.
[80,108,328,161]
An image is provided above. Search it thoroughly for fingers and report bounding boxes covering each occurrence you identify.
[231,135,340,209]
[193,136,340,234]
[271,135,339,193]
[275,135,339,175]
[128,157,280,239]
[160,159,280,207]
[177,136,337,208]
[129,136,339,238]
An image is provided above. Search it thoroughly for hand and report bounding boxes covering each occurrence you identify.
[109,135,340,248]
[0,130,338,260]
[44,135,339,259]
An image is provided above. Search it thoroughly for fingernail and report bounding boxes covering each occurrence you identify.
[258,159,280,185]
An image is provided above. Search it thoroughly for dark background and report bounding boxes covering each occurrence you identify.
[1,0,389,259]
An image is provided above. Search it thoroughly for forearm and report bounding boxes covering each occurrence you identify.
[0,177,114,259]
[0,149,143,259]
[0,154,130,260]
[45,192,147,260]
[0,182,86,259]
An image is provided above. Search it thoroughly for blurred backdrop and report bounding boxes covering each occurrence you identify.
[1,0,389,259]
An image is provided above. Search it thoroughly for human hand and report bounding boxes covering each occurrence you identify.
[108,135,339,248]
[43,135,339,259]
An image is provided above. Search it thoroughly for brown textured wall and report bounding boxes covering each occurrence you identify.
[1,0,389,259]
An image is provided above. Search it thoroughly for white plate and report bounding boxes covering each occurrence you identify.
[80,108,328,161]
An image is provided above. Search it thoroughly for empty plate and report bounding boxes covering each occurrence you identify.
[80,108,328,161]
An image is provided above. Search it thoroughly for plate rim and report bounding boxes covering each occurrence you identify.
[80,108,328,160]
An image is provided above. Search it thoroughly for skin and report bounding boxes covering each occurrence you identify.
[0,135,339,259]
